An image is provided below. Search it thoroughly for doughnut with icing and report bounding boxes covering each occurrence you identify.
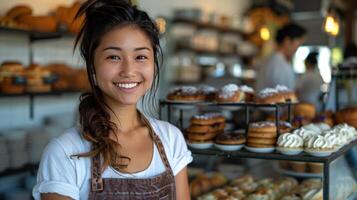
[249,121,277,133]
[166,86,205,101]
[215,132,246,145]
[190,113,225,125]
[217,84,244,103]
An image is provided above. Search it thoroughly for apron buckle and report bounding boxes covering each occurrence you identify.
[92,178,104,192]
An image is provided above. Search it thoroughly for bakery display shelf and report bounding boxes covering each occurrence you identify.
[189,139,357,200]
[160,99,295,107]
[0,26,75,41]
[0,163,38,178]
[175,46,241,58]
[172,18,244,36]
[189,139,357,164]
[0,90,81,119]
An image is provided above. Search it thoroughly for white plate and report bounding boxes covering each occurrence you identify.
[214,144,244,151]
[244,145,275,153]
[304,148,335,157]
[276,147,303,155]
[188,142,213,150]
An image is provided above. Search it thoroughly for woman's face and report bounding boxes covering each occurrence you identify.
[94,25,155,107]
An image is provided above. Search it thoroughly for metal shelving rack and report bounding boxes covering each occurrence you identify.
[159,99,356,200]
[331,67,357,111]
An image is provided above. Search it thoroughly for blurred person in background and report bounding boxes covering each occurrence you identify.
[296,51,324,110]
[256,23,307,91]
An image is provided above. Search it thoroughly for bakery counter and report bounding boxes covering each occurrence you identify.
[190,139,357,200]
[189,139,357,164]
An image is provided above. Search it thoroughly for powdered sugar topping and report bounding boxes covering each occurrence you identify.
[219,84,239,98]
[192,113,223,120]
[258,88,279,98]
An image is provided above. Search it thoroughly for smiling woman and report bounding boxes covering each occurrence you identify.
[32,0,192,200]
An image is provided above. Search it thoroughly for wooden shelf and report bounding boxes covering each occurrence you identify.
[0,27,76,41]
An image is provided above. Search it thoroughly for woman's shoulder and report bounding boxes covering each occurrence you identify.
[49,126,90,156]
[146,117,185,143]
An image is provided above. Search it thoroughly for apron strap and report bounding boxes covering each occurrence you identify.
[91,153,104,192]
[140,113,173,172]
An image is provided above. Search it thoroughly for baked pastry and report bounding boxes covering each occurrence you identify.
[240,85,255,102]
[0,62,26,94]
[17,15,58,32]
[275,84,298,102]
[277,133,304,151]
[5,5,32,20]
[166,86,204,101]
[249,121,277,133]
[217,84,244,103]
[256,88,285,104]
[294,103,316,120]
[279,121,292,134]
[215,131,246,145]
[25,64,52,93]
[45,63,74,91]
[335,107,357,128]
[305,135,335,152]
[190,113,225,125]
[198,85,217,101]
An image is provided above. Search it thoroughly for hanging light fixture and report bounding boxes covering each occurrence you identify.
[323,9,340,36]
[260,25,271,41]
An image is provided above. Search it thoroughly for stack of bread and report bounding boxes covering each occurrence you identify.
[25,64,52,93]
[246,121,277,149]
[186,113,225,144]
[3,5,57,32]
[0,1,83,34]
[0,61,26,94]
[44,63,74,91]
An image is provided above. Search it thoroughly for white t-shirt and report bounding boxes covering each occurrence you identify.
[32,117,192,200]
[256,52,295,91]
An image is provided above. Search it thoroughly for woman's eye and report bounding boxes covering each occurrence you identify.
[107,55,120,60]
[136,55,148,60]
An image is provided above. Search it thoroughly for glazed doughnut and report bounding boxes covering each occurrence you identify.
[166,86,205,101]
[190,113,225,125]
[246,142,275,148]
[240,85,255,102]
[275,85,298,102]
[187,131,218,141]
[198,85,218,101]
[256,88,285,104]
[217,84,244,103]
[215,132,246,145]
[247,137,276,145]
[249,121,277,133]
[247,131,277,138]
[187,125,215,133]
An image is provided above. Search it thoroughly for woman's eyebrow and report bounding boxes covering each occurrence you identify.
[102,46,151,52]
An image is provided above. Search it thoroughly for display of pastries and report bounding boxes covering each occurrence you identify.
[198,85,218,102]
[256,88,285,104]
[246,121,277,148]
[25,64,52,93]
[336,107,357,128]
[0,61,26,94]
[217,83,244,103]
[167,86,205,101]
[215,131,246,145]
[186,113,225,145]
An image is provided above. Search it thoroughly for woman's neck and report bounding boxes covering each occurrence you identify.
[108,104,142,133]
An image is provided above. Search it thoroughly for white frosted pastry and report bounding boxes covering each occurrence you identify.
[333,123,357,142]
[302,124,323,134]
[293,128,319,141]
[322,130,344,148]
[277,133,304,149]
[305,135,335,151]
[315,123,331,132]
[219,84,239,98]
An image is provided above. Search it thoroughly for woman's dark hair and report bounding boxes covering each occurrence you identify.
[275,23,307,44]
[73,0,162,169]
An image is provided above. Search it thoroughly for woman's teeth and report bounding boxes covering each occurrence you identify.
[115,82,139,89]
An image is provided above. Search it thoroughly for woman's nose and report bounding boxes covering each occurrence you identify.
[119,58,135,77]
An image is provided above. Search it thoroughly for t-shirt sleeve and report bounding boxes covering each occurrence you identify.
[168,124,193,176]
[32,138,80,200]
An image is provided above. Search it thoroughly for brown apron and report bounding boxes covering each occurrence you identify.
[88,117,176,200]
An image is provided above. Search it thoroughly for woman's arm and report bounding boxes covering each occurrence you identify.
[175,167,190,200]
[41,193,73,200]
